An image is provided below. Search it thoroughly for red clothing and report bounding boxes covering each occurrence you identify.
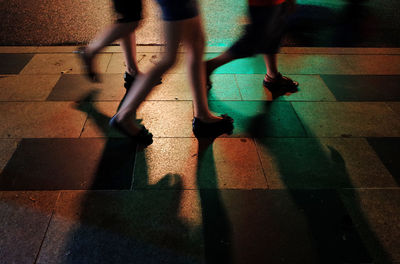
[248,0,285,6]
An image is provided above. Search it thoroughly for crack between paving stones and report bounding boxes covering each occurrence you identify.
[33,191,61,264]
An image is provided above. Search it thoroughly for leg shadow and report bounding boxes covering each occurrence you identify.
[196,138,233,263]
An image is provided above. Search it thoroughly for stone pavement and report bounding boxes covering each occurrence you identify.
[0,46,400,263]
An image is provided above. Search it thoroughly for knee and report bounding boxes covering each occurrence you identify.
[159,54,177,70]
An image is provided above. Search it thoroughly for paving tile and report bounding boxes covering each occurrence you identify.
[0,46,39,53]
[205,54,267,74]
[19,53,112,75]
[47,74,125,101]
[0,102,87,138]
[34,189,376,264]
[37,190,204,264]
[386,102,400,117]
[340,189,400,263]
[367,137,400,185]
[79,101,121,138]
[81,100,194,138]
[0,74,60,101]
[278,54,356,75]
[236,74,336,101]
[255,138,396,189]
[215,189,372,264]
[279,47,400,55]
[0,139,20,174]
[0,53,34,74]
[321,75,400,101]
[0,138,135,190]
[134,138,267,189]
[0,191,59,264]
[208,101,306,137]
[292,102,400,137]
[138,101,194,137]
[208,74,242,101]
[146,73,193,101]
[345,55,400,75]
[206,54,376,75]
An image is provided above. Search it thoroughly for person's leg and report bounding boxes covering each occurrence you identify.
[263,53,279,79]
[182,16,222,122]
[112,20,183,135]
[120,31,141,76]
[262,53,298,90]
[85,22,138,60]
[79,22,139,81]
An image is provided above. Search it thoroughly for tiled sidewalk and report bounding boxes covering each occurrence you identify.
[0,46,400,264]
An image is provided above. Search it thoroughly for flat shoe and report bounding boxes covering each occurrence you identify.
[109,115,153,146]
[192,114,234,138]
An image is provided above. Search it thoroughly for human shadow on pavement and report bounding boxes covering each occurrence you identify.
[249,100,391,263]
[211,88,391,263]
[47,92,202,264]
[196,138,233,264]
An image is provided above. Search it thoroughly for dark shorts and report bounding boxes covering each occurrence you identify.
[229,3,289,57]
[156,0,199,21]
[113,0,142,23]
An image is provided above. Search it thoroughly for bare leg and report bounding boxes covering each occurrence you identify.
[85,22,139,58]
[114,20,183,135]
[182,16,222,122]
[263,53,279,80]
[120,31,141,75]
[205,50,236,76]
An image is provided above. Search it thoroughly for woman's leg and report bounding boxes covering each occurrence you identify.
[182,16,222,122]
[85,22,138,58]
[120,31,141,75]
[113,20,184,135]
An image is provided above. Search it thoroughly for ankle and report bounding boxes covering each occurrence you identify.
[265,72,281,81]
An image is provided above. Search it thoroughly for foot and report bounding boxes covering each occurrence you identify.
[123,71,162,91]
[192,114,234,138]
[263,73,298,92]
[76,47,99,82]
[109,115,153,146]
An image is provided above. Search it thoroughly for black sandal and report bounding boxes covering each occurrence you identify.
[262,73,298,92]
[192,114,234,138]
[76,47,99,82]
[109,115,153,146]
[123,72,162,90]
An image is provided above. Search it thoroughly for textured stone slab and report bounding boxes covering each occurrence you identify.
[0,102,87,138]
[82,101,193,138]
[134,138,267,189]
[0,191,59,264]
[35,189,384,263]
[321,75,400,101]
[146,73,193,101]
[0,138,135,190]
[0,74,60,101]
[255,138,397,189]
[20,53,112,75]
[340,189,400,263]
[0,53,34,74]
[47,74,125,101]
[208,101,306,138]
[386,102,400,117]
[0,139,20,174]
[345,55,400,75]
[292,102,400,137]
[208,74,242,101]
[367,137,400,186]
[37,190,204,264]
[236,74,336,101]
[137,101,194,137]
